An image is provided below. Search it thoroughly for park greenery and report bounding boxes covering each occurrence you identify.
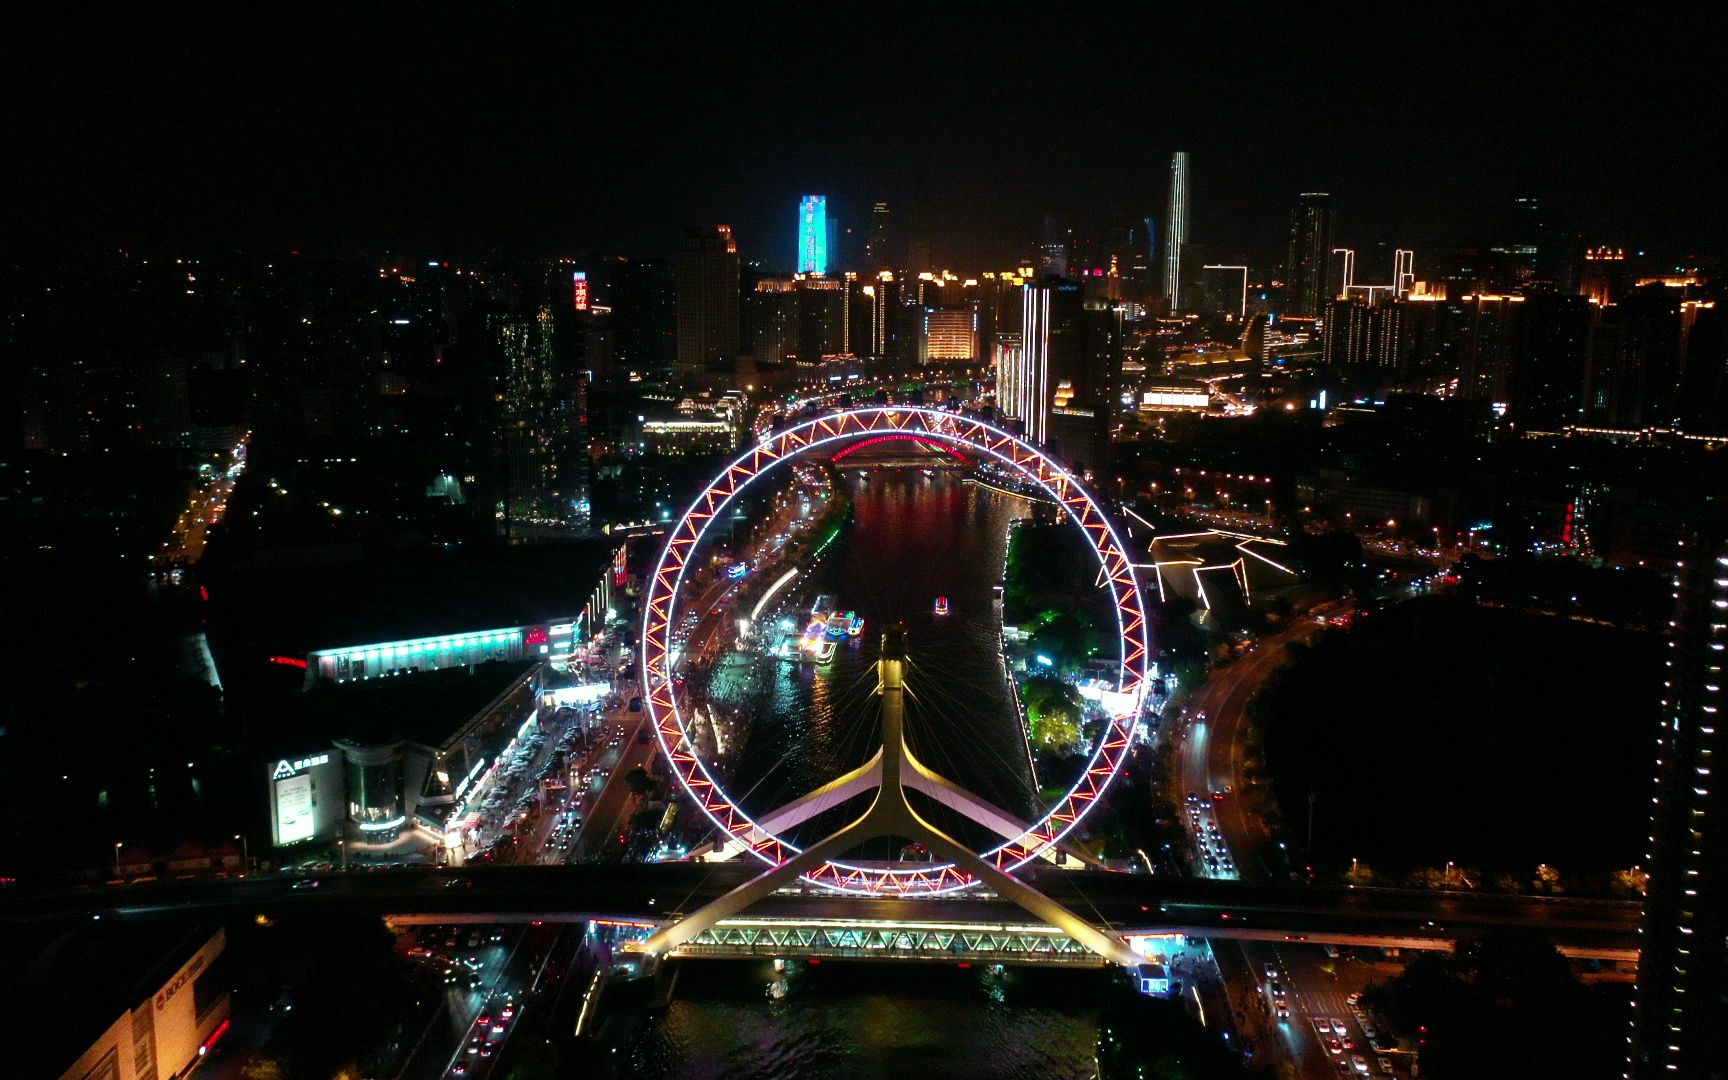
[1022,674,1084,752]
[1002,519,1115,672]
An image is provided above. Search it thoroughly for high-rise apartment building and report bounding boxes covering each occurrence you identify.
[1287,192,1338,317]
[1582,285,1684,430]
[1628,524,1728,1078]
[798,195,829,275]
[1458,293,1524,404]
[491,305,590,535]
[1509,292,1593,430]
[674,225,740,379]
[602,256,677,379]
[749,278,799,364]
[1321,297,1402,370]
[1162,153,1189,311]
[796,276,849,361]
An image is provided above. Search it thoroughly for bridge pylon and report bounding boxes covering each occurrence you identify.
[633,626,1141,967]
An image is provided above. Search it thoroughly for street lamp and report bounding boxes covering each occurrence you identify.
[233,834,249,876]
[114,841,123,877]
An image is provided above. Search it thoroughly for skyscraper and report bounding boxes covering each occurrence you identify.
[1287,192,1338,317]
[1017,280,1119,470]
[865,202,892,269]
[1628,523,1728,1078]
[674,225,740,379]
[798,195,829,275]
[1039,214,1070,279]
[1162,152,1189,311]
[1393,249,1415,299]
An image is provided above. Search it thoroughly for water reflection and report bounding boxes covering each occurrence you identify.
[692,471,1036,848]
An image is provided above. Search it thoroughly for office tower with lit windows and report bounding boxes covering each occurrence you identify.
[1287,192,1338,317]
[1018,279,1119,471]
[1628,523,1728,1078]
[674,225,740,379]
[797,195,829,275]
[1162,152,1189,311]
[918,308,979,363]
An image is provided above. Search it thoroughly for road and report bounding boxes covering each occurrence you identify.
[1174,599,1349,884]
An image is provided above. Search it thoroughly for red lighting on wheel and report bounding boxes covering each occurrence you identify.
[639,407,1150,896]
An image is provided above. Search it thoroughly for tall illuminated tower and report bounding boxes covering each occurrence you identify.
[1629,523,1728,1077]
[1162,152,1189,311]
[1287,192,1337,316]
[798,195,829,275]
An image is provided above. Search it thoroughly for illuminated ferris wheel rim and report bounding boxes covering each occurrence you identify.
[639,405,1150,895]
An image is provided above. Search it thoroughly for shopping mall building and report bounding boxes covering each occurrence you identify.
[205,538,631,864]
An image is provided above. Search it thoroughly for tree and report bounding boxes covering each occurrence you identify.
[1343,860,1376,886]
[625,766,657,799]
[1022,675,1085,753]
[1611,865,1649,897]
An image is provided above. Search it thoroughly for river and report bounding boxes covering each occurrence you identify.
[641,469,1113,1075]
[695,468,1038,847]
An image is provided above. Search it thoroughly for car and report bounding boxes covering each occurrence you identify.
[1346,991,1362,1006]
[1211,790,1225,802]
[1352,1055,1370,1074]
[1341,1037,1357,1050]
[1270,981,1287,998]
[1331,1019,1348,1036]
[1275,1000,1290,1018]
[449,1065,468,1077]
[446,877,474,889]
[1378,1057,1396,1075]
[1313,1018,1331,1038]
[501,1002,516,1019]
[1326,1037,1344,1055]
[490,1022,506,1035]
[1337,1063,1353,1076]
[1263,963,1278,978]
[477,1011,493,1027]
[291,878,321,890]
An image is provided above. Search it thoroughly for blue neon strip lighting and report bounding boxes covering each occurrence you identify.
[798,195,828,275]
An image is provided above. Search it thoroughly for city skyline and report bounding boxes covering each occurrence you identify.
[9,9,1728,1079]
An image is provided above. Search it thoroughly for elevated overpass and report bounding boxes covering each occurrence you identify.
[0,866,1641,964]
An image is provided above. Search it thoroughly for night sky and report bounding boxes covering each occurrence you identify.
[5,6,1725,267]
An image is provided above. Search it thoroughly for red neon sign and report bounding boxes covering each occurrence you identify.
[268,655,309,670]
